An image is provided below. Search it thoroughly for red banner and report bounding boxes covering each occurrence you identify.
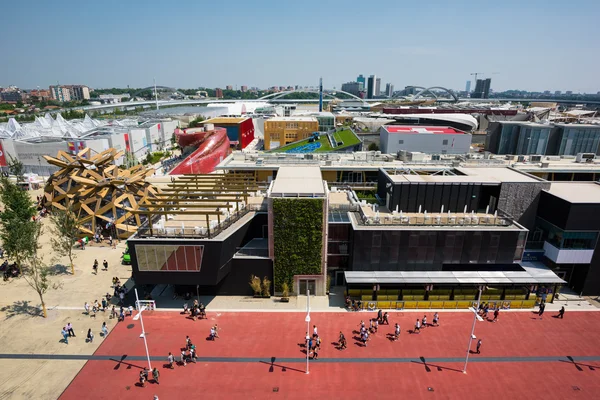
[0,142,7,167]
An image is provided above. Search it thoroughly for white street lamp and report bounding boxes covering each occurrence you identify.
[134,288,152,371]
[305,288,311,375]
[463,285,484,374]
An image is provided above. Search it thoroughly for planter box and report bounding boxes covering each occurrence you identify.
[280,297,290,303]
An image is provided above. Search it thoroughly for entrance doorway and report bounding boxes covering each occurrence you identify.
[299,279,316,296]
[335,270,345,286]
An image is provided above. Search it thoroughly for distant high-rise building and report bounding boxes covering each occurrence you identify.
[241,85,248,92]
[471,78,491,99]
[566,91,573,95]
[385,83,394,97]
[367,75,376,99]
[226,85,233,90]
[49,85,89,102]
[555,90,562,95]
[215,88,223,98]
[341,81,363,97]
[375,78,381,96]
[357,74,366,88]
[465,80,471,93]
[543,90,551,95]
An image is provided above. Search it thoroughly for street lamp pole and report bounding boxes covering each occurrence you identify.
[305,288,311,375]
[463,285,483,374]
[134,288,152,371]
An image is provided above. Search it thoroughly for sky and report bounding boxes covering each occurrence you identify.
[2,0,600,93]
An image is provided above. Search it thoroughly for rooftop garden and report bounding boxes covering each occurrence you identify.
[269,128,362,153]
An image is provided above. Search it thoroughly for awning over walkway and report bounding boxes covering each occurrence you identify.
[344,262,565,285]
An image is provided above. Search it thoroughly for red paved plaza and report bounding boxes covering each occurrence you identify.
[60,310,600,400]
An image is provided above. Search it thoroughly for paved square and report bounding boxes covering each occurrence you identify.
[57,310,600,399]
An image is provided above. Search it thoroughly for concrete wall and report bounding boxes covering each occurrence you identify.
[145,124,161,151]
[129,128,148,160]
[380,129,472,155]
[160,120,179,144]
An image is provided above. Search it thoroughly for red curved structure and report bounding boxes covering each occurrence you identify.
[169,128,231,175]
[175,127,210,148]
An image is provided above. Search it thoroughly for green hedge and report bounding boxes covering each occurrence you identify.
[272,198,324,292]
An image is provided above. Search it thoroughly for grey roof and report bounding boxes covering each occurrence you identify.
[344,263,565,285]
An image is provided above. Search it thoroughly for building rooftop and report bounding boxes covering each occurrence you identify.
[202,117,248,125]
[545,182,600,204]
[385,167,540,184]
[266,116,318,122]
[270,166,325,197]
[383,125,464,134]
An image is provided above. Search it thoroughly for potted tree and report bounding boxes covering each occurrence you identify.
[261,276,271,298]
[250,275,261,298]
[281,282,290,303]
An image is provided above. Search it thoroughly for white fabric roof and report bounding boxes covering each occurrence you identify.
[0,113,110,140]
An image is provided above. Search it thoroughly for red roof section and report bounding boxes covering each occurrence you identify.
[384,125,462,134]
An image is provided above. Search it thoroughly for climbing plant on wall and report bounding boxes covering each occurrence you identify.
[272,198,324,292]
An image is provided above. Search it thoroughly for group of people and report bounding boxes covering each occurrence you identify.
[84,299,111,317]
[412,313,440,334]
[92,259,109,275]
[183,299,206,321]
[345,297,362,311]
[304,325,322,359]
[60,322,108,344]
[139,367,160,387]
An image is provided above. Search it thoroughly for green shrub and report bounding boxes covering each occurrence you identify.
[272,198,324,292]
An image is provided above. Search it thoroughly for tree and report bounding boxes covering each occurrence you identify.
[188,116,205,128]
[368,143,379,151]
[7,155,25,183]
[23,254,60,318]
[50,205,81,274]
[0,177,38,272]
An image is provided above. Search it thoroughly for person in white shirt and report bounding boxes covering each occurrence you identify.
[84,302,90,315]
[394,323,400,340]
[414,319,421,334]
[313,325,318,338]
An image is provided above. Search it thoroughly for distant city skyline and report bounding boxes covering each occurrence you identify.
[2,0,600,93]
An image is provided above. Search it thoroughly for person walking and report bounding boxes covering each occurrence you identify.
[557,306,565,319]
[180,350,187,366]
[139,370,146,387]
[152,368,160,384]
[110,305,117,319]
[383,312,389,325]
[476,339,482,354]
[414,319,421,334]
[84,302,90,315]
[167,352,175,369]
[101,297,107,311]
[422,315,428,328]
[538,302,546,319]
[61,328,69,344]
[101,322,108,337]
[92,259,98,275]
[313,325,318,338]
[102,260,108,271]
[87,328,94,343]
[66,322,76,337]
[339,331,347,350]
[394,323,401,341]
[493,308,499,322]
[432,312,439,327]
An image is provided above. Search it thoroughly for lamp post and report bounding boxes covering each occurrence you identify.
[305,288,311,375]
[463,285,484,374]
[134,288,152,371]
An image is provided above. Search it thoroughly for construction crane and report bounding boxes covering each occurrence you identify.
[470,72,484,82]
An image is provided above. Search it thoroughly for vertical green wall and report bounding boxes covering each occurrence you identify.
[272,198,324,291]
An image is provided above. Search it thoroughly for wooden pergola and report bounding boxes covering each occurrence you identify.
[125,172,264,238]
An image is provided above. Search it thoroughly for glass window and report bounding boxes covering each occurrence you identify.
[136,245,204,272]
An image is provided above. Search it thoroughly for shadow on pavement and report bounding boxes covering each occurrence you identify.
[0,300,42,319]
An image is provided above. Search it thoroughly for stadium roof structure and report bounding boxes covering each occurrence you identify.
[42,148,160,239]
[0,114,139,141]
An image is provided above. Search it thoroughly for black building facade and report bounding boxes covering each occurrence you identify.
[129,212,271,295]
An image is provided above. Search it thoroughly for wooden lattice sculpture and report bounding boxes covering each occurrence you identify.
[43,148,160,239]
